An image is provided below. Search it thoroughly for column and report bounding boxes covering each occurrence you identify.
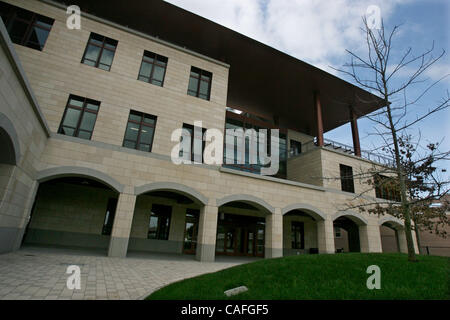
[108,192,136,258]
[359,224,382,253]
[314,92,324,147]
[168,205,187,253]
[349,106,361,157]
[265,208,283,258]
[196,205,218,262]
[396,229,408,253]
[317,218,335,253]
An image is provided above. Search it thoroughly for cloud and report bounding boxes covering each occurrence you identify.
[165,0,414,73]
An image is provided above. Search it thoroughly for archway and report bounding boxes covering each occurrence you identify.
[333,212,368,253]
[282,203,326,256]
[128,182,207,256]
[215,194,273,258]
[379,217,405,253]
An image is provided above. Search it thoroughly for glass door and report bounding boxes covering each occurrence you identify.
[183,209,199,254]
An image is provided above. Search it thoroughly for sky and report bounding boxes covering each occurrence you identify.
[165,0,449,173]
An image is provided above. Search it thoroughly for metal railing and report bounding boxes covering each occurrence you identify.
[310,138,396,167]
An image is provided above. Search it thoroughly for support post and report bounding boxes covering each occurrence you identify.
[108,192,136,258]
[349,106,361,157]
[317,218,335,253]
[314,92,324,147]
[196,205,218,262]
[265,208,283,258]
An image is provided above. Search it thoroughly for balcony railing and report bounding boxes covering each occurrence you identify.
[305,138,395,167]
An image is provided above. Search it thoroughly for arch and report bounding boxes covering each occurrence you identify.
[216,194,275,214]
[281,203,326,221]
[36,166,125,193]
[0,112,21,165]
[333,210,368,226]
[379,216,404,230]
[134,181,208,206]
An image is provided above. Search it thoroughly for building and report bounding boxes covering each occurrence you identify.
[0,0,420,261]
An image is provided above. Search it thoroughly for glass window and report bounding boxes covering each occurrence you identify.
[374,174,401,201]
[187,66,212,100]
[123,110,157,152]
[81,33,118,71]
[147,204,172,240]
[289,140,302,157]
[340,164,355,193]
[138,51,168,87]
[58,95,100,140]
[0,2,54,51]
[102,198,118,236]
[180,123,206,162]
[291,221,304,249]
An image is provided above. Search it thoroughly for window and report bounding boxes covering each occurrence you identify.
[180,123,206,162]
[340,164,355,193]
[148,204,172,240]
[187,66,212,100]
[374,174,401,202]
[102,198,118,236]
[81,33,118,71]
[289,140,302,157]
[291,221,304,249]
[138,50,168,86]
[0,2,54,51]
[123,110,157,152]
[334,227,342,238]
[58,95,100,140]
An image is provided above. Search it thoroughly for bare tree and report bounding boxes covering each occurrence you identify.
[332,18,449,262]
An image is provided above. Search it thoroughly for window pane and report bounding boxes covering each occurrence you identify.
[152,65,165,83]
[188,77,198,95]
[199,80,209,96]
[98,63,111,71]
[129,113,142,122]
[138,61,152,78]
[123,140,136,149]
[150,79,162,86]
[77,130,91,140]
[138,144,150,152]
[35,16,54,29]
[68,97,83,108]
[9,20,28,43]
[62,108,81,127]
[104,38,117,50]
[86,102,99,111]
[143,116,155,125]
[27,27,50,50]
[148,215,158,239]
[139,127,154,145]
[60,126,75,136]
[83,44,101,63]
[89,33,104,45]
[79,111,97,131]
[124,122,139,142]
[99,49,114,67]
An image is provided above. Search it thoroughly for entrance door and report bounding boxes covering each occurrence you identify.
[183,209,199,254]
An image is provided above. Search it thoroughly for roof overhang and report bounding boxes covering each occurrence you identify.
[50,0,385,134]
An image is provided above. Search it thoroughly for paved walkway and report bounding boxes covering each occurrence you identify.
[0,246,257,300]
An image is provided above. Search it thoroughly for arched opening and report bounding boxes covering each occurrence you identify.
[333,215,363,253]
[128,186,206,256]
[379,218,405,253]
[22,176,119,253]
[282,205,325,256]
[216,199,270,258]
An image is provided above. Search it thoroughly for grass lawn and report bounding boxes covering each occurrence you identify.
[147,253,449,300]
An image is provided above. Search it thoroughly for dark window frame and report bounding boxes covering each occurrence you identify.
[81,32,118,71]
[291,221,304,249]
[122,110,157,152]
[102,198,118,236]
[374,174,401,202]
[0,2,54,51]
[137,50,168,87]
[180,123,207,163]
[187,66,212,100]
[340,164,355,193]
[289,140,302,157]
[58,95,100,140]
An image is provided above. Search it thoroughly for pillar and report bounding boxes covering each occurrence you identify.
[314,92,324,147]
[359,223,382,253]
[265,208,283,258]
[349,106,361,157]
[168,205,187,253]
[108,192,136,258]
[196,205,218,262]
[317,218,335,254]
[396,229,408,253]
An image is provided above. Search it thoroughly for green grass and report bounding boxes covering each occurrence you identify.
[147,253,449,300]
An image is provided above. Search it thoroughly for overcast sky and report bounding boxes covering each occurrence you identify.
[166,0,449,171]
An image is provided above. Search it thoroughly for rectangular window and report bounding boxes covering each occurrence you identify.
[340,164,355,193]
[148,204,172,240]
[187,66,212,100]
[289,140,302,157]
[138,50,168,87]
[180,123,206,163]
[58,95,100,140]
[334,227,342,238]
[291,221,304,249]
[102,198,118,236]
[81,32,118,71]
[0,2,54,51]
[123,110,157,152]
[374,174,401,202]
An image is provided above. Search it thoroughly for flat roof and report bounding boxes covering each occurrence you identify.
[51,0,385,134]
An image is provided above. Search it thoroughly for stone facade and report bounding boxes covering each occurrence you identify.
[0,0,420,261]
